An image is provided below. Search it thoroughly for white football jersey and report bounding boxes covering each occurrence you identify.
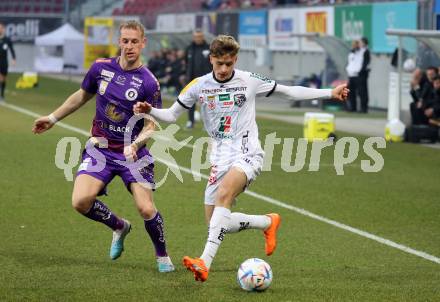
[178,69,277,166]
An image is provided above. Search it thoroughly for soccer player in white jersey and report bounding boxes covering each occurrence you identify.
[134,35,349,282]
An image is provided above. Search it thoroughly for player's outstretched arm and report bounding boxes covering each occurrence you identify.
[274,83,349,102]
[32,89,94,134]
[133,101,186,123]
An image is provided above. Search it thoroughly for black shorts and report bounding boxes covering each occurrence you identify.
[0,63,8,76]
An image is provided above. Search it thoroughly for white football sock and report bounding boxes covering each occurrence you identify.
[200,206,231,269]
[227,212,271,233]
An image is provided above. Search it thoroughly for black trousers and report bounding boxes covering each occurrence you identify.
[347,76,359,112]
[410,102,429,125]
[358,75,369,113]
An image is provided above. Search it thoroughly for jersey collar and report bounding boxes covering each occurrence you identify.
[212,70,235,84]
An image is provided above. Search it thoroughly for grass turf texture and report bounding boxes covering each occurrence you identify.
[0,74,439,301]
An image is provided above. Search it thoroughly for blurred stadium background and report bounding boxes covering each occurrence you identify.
[4,0,440,131]
[1,0,440,301]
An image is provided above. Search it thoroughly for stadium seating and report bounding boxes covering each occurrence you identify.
[112,0,203,16]
[0,0,74,14]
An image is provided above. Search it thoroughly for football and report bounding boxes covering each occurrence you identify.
[237,258,273,291]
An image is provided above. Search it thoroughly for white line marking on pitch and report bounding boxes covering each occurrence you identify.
[2,101,439,265]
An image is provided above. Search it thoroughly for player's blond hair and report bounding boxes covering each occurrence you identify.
[119,20,145,38]
[209,35,240,57]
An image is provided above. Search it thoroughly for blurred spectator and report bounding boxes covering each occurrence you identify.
[322,56,340,86]
[185,30,211,129]
[201,0,222,10]
[345,40,362,112]
[419,66,438,104]
[241,0,253,8]
[0,22,16,102]
[410,66,438,125]
[358,37,370,113]
[220,0,239,9]
[298,73,321,88]
[148,51,166,79]
[409,68,427,105]
[423,75,440,127]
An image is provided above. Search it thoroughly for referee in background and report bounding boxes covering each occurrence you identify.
[0,22,16,102]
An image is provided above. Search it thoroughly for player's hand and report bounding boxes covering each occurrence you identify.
[32,116,55,134]
[133,102,152,115]
[11,59,16,67]
[124,144,138,162]
[331,83,349,101]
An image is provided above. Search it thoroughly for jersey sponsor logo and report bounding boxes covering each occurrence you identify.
[125,88,138,101]
[208,165,218,185]
[201,88,223,94]
[104,103,125,122]
[238,222,250,232]
[108,124,131,133]
[130,81,142,89]
[98,80,109,95]
[180,77,199,95]
[218,227,227,241]
[101,69,115,80]
[132,75,143,84]
[219,94,230,101]
[219,94,233,108]
[250,72,273,83]
[116,75,126,85]
[218,116,232,133]
[96,120,131,133]
[211,131,233,139]
[241,130,249,153]
[226,87,247,92]
[207,95,216,110]
[234,94,246,107]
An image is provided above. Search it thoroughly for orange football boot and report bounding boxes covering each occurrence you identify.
[182,256,209,282]
[264,213,281,256]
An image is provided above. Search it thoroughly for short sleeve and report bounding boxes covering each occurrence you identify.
[81,62,99,94]
[177,77,200,109]
[249,72,277,97]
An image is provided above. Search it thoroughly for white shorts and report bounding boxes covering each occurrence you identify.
[204,154,264,205]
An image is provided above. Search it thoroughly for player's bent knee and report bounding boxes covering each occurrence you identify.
[137,204,156,219]
[216,186,234,207]
[72,194,96,214]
